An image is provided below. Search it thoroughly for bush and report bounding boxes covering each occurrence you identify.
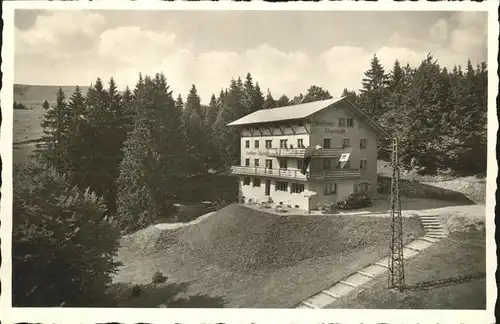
[152,270,168,284]
[12,159,122,306]
[13,101,29,110]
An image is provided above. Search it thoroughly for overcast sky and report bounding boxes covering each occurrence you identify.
[14,10,487,103]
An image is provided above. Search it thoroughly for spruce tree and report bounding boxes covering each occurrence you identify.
[358,54,389,120]
[252,82,265,111]
[301,85,332,103]
[243,72,255,114]
[263,89,277,109]
[182,84,206,174]
[66,86,87,185]
[116,73,182,231]
[276,94,291,107]
[13,159,120,306]
[213,79,245,166]
[398,55,443,173]
[38,87,71,174]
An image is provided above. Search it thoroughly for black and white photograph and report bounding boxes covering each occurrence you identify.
[1,1,497,323]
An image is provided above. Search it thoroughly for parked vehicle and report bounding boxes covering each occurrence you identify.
[337,194,372,210]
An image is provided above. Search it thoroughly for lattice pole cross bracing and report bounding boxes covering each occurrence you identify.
[388,136,405,291]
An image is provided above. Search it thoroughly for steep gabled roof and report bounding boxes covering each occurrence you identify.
[227,96,389,138]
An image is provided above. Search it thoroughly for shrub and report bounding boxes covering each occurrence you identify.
[152,270,168,285]
[13,101,29,110]
[12,159,121,306]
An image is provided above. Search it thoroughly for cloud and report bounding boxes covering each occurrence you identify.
[429,11,487,66]
[15,11,488,103]
[110,45,314,102]
[102,29,315,101]
[429,18,449,44]
[98,26,177,64]
[15,11,105,58]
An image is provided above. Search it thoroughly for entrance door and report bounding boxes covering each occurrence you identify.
[265,180,271,196]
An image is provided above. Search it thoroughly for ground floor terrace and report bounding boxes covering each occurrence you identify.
[237,175,374,211]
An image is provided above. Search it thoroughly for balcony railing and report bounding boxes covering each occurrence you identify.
[230,166,360,180]
[231,166,308,180]
[308,169,360,180]
[253,147,344,158]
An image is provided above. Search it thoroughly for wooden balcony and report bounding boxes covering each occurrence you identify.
[263,147,344,158]
[231,166,308,180]
[230,166,360,180]
[308,169,361,180]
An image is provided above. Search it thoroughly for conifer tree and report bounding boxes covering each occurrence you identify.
[13,159,120,306]
[182,84,206,174]
[301,85,332,103]
[252,82,265,111]
[66,86,87,185]
[121,86,135,133]
[116,73,182,231]
[358,54,389,119]
[276,94,291,107]
[398,55,443,173]
[243,72,255,114]
[263,89,277,109]
[38,87,71,174]
[213,79,245,166]
[341,88,358,105]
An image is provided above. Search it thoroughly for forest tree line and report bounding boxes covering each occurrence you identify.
[12,53,487,306]
[30,53,489,228]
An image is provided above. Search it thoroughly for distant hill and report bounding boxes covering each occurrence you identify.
[14,84,91,104]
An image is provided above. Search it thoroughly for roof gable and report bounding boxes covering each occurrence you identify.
[227,96,389,138]
[227,97,343,126]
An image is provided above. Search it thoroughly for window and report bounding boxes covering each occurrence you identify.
[324,183,337,195]
[291,183,305,193]
[254,159,260,167]
[253,178,261,187]
[280,139,288,148]
[360,159,367,170]
[255,140,260,149]
[245,140,250,148]
[358,182,370,193]
[347,118,354,127]
[323,138,331,149]
[265,140,272,148]
[297,139,304,148]
[245,158,250,167]
[265,159,273,169]
[297,159,304,171]
[323,158,332,170]
[276,181,288,192]
[343,138,350,147]
[339,118,346,127]
[279,158,288,169]
[243,177,250,186]
[360,138,367,149]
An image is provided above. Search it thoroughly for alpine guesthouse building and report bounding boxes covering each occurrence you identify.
[228,97,387,212]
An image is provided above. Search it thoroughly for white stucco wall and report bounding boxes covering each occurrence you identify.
[309,102,379,197]
[238,177,313,210]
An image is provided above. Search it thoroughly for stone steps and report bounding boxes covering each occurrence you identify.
[294,235,439,309]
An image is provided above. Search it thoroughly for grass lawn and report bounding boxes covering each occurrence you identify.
[112,204,424,308]
[327,230,486,309]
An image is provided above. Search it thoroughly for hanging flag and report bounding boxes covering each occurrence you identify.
[338,147,352,169]
[300,145,321,174]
